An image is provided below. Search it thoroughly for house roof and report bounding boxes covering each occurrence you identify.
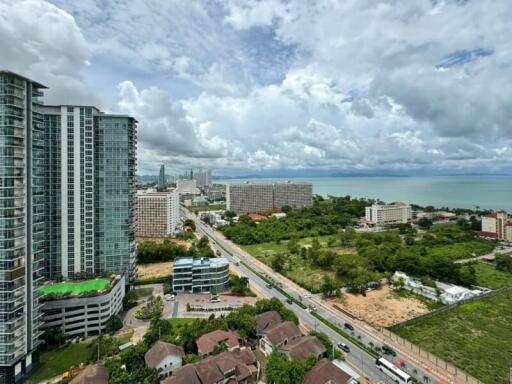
[477,231,498,238]
[303,359,352,384]
[162,349,257,384]
[70,364,109,384]
[255,311,282,334]
[261,321,301,346]
[196,330,241,355]
[145,341,184,368]
[280,336,326,361]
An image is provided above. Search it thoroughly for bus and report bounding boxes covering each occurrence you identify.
[375,357,412,384]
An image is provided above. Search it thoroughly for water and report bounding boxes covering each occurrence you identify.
[217,176,512,211]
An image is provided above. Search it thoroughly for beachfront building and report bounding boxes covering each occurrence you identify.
[365,202,412,225]
[479,211,512,241]
[136,191,180,238]
[40,276,125,337]
[226,182,313,215]
[172,257,229,294]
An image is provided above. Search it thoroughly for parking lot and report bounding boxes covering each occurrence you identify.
[169,292,258,319]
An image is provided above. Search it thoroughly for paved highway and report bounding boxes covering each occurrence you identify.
[182,208,404,384]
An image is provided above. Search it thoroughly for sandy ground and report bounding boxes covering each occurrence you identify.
[137,261,173,279]
[136,238,193,248]
[330,285,430,327]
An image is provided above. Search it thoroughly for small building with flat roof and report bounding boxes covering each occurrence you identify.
[172,257,229,294]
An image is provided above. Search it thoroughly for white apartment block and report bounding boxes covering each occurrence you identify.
[480,211,512,241]
[226,182,313,215]
[365,202,412,225]
[137,191,180,238]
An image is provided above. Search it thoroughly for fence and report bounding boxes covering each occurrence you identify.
[391,285,512,329]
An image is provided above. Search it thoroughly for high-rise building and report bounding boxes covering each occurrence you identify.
[365,203,412,225]
[41,107,138,282]
[0,70,46,383]
[137,191,180,238]
[158,164,166,191]
[193,168,212,189]
[480,211,512,241]
[226,182,313,215]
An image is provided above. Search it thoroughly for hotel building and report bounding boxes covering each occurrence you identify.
[365,202,412,225]
[137,191,180,238]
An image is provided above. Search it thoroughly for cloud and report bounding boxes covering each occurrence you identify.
[0,0,99,105]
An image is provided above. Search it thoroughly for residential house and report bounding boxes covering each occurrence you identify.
[197,330,242,356]
[280,336,326,361]
[303,359,358,384]
[255,311,282,336]
[70,364,109,384]
[145,341,185,378]
[259,321,302,355]
[162,349,259,384]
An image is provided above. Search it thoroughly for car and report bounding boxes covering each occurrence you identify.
[308,304,317,311]
[210,298,221,303]
[164,294,175,301]
[344,322,354,331]
[216,250,221,256]
[337,342,350,353]
[286,298,293,304]
[265,283,273,289]
[382,345,396,356]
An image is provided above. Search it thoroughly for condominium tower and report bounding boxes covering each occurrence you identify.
[0,71,46,383]
[226,182,313,215]
[0,70,137,383]
[136,191,180,238]
[157,164,166,191]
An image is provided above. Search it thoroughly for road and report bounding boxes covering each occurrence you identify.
[183,208,421,384]
[454,245,512,264]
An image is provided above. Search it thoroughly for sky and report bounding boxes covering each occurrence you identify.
[1,0,511,177]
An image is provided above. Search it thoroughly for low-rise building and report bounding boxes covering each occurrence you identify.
[41,276,125,337]
[196,330,242,356]
[136,191,180,238]
[303,359,358,384]
[365,203,412,225]
[259,321,302,355]
[280,336,326,361]
[70,364,109,384]
[172,257,230,294]
[144,341,184,378]
[162,349,259,384]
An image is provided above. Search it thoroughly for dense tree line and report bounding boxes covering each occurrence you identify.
[221,196,375,245]
[138,236,215,263]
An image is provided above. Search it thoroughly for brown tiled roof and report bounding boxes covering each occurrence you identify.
[261,321,301,347]
[280,336,326,361]
[196,330,241,355]
[255,311,282,334]
[485,213,498,218]
[145,341,184,368]
[303,359,352,384]
[70,364,109,384]
[163,349,257,384]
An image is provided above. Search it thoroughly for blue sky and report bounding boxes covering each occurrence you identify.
[1,0,511,176]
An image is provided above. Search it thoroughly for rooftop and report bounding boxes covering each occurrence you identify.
[174,257,229,268]
[40,278,111,297]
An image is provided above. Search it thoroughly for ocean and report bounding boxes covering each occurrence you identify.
[217,176,512,211]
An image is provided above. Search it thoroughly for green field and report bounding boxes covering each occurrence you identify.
[40,278,110,296]
[242,235,344,257]
[427,240,495,261]
[394,290,512,384]
[469,263,512,289]
[28,343,92,383]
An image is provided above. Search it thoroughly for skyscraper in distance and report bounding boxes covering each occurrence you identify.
[157,164,166,191]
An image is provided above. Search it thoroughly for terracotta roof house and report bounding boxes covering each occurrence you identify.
[197,330,241,356]
[259,321,302,355]
[280,336,326,361]
[145,341,185,378]
[70,364,109,384]
[162,349,259,384]
[303,359,355,384]
[255,310,282,336]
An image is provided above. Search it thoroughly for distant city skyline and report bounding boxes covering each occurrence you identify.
[1,1,511,177]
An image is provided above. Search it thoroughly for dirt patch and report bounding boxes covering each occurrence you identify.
[138,262,173,279]
[136,238,193,249]
[330,285,430,327]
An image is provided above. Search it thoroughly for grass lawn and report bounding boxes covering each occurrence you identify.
[242,235,349,257]
[29,343,92,383]
[40,278,110,296]
[391,288,445,311]
[394,290,512,384]
[168,318,196,332]
[469,263,512,289]
[427,240,495,261]
[115,331,134,345]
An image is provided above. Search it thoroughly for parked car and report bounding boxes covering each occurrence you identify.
[210,298,221,303]
[216,250,221,256]
[337,342,350,353]
[344,322,354,331]
[164,294,175,301]
[265,283,273,289]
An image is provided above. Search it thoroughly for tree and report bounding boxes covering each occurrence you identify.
[105,315,123,334]
[123,289,139,310]
[184,219,196,230]
[418,217,433,230]
[271,253,287,273]
[320,276,339,298]
[41,328,66,349]
[255,298,299,324]
[224,210,236,219]
[496,253,512,273]
[266,351,317,384]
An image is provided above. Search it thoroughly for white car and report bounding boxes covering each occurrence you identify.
[164,294,175,301]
